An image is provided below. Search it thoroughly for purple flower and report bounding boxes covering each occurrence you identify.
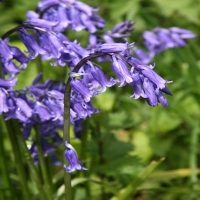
[0,88,9,114]
[18,28,46,59]
[112,55,133,86]
[0,39,13,63]
[103,21,134,43]
[0,78,16,88]
[130,67,170,107]
[6,95,33,122]
[64,142,87,173]
[34,102,53,122]
[134,49,154,65]
[71,92,98,121]
[30,0,105,33]
[38,31,65,59]
[71,80,92,102]
[10,46,29,65]
[143,27,196,54]
[140,65,168,89]
[97,43,128,53]
[143,78,158,106]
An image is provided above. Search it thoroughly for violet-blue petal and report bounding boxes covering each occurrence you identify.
[0,78,16,88]
[143,78,158,106]
[2,61,20,75]
[71,80,92,102]
[19,29,46,59]
[90,66,116,90]
[0,39,13,63]
[24,19,57,31]
[112,56,132,86]
[0,88,9,114]
[131,73,146,99]
[156,89,168,107]
[97,43,128,53]
[140,65,167,89]
[12,98,33,122]
[10,46,29,64]
[170,27,196,39]
[34,102,53,122]
[64,142,87,173]
[135,49,154,64]
[38,31,64,59]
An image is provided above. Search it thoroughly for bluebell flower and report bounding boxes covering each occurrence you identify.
[134,49,154,65]
[0,39,30,76]
[96,43,128,53]
[71,79,92,102]
[64,142,87,173]
[0,39,13,63]
[0,88,9,114]
[143,27,196,54]
[71,92,98,120]
[103,21,134,43]
[37,31,65,59]
[10,46,29,65]
[28,0,105,33]
[0,78,17,88]
[19,28,46,59]
[34,102,53,122]
[112,55,133,86]
[89,21,134,47]
[130,68,170,107]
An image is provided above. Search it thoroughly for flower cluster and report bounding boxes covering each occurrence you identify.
[135,27,196,64]
[0,0,195,172]
[27,0,105,32]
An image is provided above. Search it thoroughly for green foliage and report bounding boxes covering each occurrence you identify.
[1,0,200,200]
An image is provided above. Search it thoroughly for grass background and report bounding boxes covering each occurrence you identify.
[0,0,200,200]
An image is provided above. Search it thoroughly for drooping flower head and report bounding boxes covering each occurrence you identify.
[64,141,87,173]
[27,0,105,33]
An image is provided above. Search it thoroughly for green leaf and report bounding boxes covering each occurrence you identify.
[111,158,165,200]
[153,0,200,23]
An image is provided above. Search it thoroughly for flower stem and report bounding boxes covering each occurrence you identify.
[64,77,72,200]
[190,122,199,185]
[12,121,49,200]
[0,118,13,200]
[62,53,106,200]
[6,120,30,200]
[35,127,54,200]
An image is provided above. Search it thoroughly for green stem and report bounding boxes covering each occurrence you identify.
[64,77,72,200]
[79,121,91,198]
[0,118,13,200]
[190,122,199,185]
[6,120,30,200]
[62,53,106,200]
[35,128,54,200]
[14,122,49,200]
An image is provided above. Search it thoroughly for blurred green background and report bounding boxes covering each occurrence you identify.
[0,0,200,200]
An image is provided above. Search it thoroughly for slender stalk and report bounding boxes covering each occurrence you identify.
[64,77,72,200]
[35,128,54,200]
[62,52,107,200]
[71,52,105,74]
[79,120,91,198]
[6,120,30,200]
[1,23,47,39]
[14,122,49,200]
[0,118,13,200]
[190,122,199,185]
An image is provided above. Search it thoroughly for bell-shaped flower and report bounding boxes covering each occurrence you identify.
[64,142,87,173]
